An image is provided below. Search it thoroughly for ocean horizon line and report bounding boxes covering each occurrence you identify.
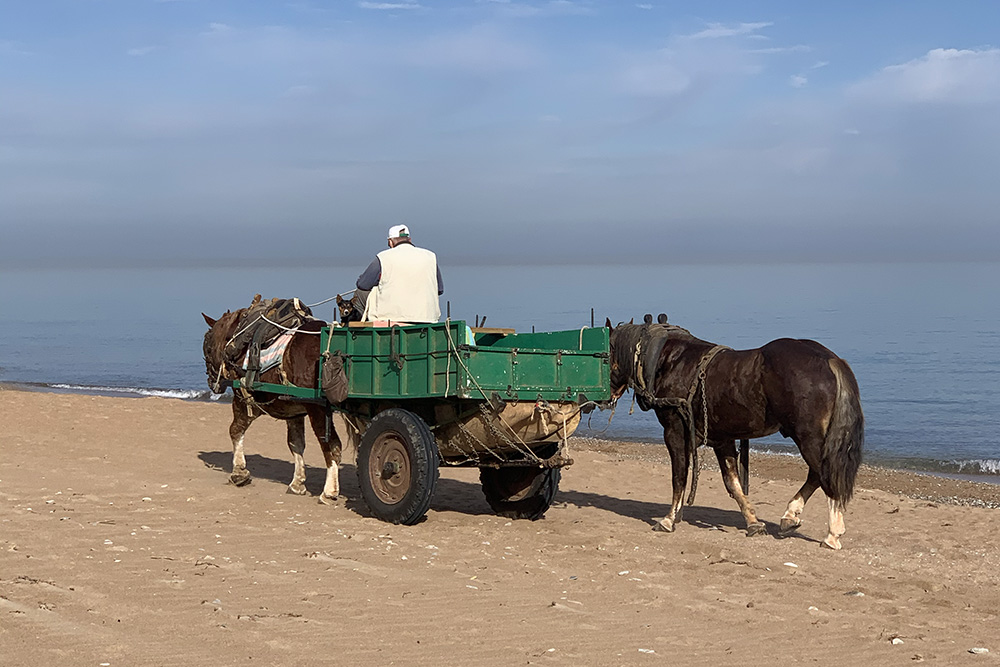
[3,257,1000,272]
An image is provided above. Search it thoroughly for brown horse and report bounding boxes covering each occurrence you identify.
[202,305,346,504]
[607,316,864,549]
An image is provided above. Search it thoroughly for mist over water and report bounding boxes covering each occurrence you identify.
[1,262,998,479]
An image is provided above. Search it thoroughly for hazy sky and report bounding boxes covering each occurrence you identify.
[2,0,999,265]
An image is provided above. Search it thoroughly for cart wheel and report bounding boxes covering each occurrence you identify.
[357,408,439,525]
[480,467,561,521]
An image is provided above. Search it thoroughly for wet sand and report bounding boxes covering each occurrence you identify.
[2,388,998,665]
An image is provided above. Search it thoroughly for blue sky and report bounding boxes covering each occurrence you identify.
[2,0,999,265]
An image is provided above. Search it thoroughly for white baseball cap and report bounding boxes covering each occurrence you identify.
[388,224,410,239]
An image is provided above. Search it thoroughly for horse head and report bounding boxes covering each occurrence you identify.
[604,318,636,405]
[202,309,240,393]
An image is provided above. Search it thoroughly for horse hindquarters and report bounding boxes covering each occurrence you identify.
[769,343,863,549]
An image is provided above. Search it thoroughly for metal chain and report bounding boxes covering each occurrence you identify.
[478,403,543,464]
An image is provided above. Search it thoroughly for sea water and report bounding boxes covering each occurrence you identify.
[1,262,998,480]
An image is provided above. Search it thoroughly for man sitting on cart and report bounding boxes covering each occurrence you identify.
[354,224,444,324]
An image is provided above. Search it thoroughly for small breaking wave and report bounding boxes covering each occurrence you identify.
[30,382,227,402]
[953,458,1000,476]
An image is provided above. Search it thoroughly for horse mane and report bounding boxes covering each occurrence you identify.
[610,323,643,389]
[610,322,697,391]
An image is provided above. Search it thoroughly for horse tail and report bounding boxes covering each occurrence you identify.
[820,357,864,509]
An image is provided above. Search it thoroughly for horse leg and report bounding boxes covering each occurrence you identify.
[285,416,309,496]
[228,397,257,486]
[779,469,821,535]
[823,498,847,550]
[307,409,342,506]
[713,440,765,536]
[653,422,689,533]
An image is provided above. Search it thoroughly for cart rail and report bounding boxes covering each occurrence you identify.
[236,320,610,405]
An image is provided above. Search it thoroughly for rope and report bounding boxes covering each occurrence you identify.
[306,290,355,309]
[443,321,537,460]
[260,314,325,334]
[623,325,729,506]
[442,321,599,466]
[212,362,225,394]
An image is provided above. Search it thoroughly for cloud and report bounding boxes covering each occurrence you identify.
[480,1,595,18]
[0,40,32,56]
[614,22,789,102]
[127,46,157,57]
[635,3,652,8]
[747,45,809,55]
[358,2,422,9]
[790,74,807,87]
[852,47,1000,104]
[281,84,319,98]
[405,27,538,72]
[685,22,772,40]
[811,60,829,69]
[202,22,233,35]
[618,51,692,97]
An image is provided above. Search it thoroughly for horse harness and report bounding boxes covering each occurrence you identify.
[628,324,729,504]
[223,297,315,410]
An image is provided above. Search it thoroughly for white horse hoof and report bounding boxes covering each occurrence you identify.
[286,484,308,496]
[822,535,843,550]
[317,494,339,506]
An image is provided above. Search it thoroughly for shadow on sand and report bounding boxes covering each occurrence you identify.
[197,450,817,543]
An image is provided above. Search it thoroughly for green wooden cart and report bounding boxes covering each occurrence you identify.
[235,320,610,525]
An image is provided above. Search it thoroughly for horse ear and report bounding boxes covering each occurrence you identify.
[251,294,262,307]
[202,313,217,327]
[629,318,634,324]
[604,317,613,330]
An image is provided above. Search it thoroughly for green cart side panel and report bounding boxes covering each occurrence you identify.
[458,343,609,402]
[474,327,608,352]
[242,320,610,403]
[321,321,467,399]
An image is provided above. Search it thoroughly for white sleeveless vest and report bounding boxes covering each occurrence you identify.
[363,244,441,323]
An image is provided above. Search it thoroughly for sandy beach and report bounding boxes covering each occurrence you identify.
[2,387,998,666]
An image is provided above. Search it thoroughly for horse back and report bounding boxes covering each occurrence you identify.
[757,338,848,435]
[258,318,325,388]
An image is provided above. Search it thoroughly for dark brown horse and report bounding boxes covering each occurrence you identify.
[202,304,348,504]
[607,316,864,549]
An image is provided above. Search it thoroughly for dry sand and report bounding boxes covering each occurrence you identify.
[2,388,998,666]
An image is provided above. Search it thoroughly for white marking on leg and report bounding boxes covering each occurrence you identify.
[782,495,806,522]
[232,434,247,471]
[287,420,308,495]
[322,461,340,501]
[823,497,845,550]
[288,450,306,494]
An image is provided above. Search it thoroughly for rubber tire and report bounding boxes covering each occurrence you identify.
[480,467,561,520]
[357,408,440,525]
